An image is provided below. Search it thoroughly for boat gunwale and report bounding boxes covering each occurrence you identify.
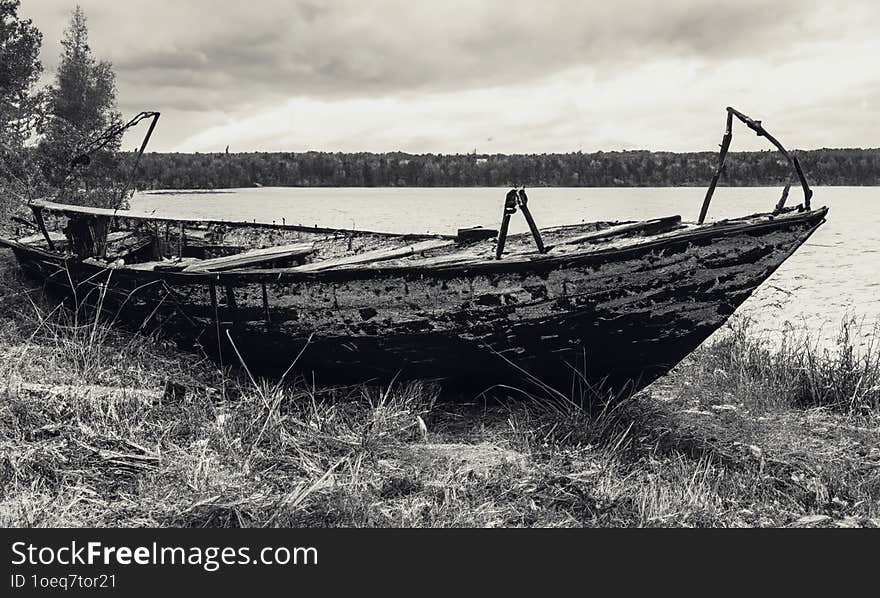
[26,197,456,240]
[0,206,829,284]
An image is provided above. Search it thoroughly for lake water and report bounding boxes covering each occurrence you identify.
[131,186,880,345]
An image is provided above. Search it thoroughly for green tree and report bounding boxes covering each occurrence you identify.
[0,0,42,146]
[39,4,122,206]
[0,0,44,226]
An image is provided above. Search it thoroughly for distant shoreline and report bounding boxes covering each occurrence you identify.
[137,183,880,190]
[126,148,880,189]
[142,190,237,195]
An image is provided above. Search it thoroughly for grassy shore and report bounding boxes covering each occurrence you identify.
[1,250,878,528]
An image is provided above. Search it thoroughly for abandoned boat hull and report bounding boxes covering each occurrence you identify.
[2,206,828,393]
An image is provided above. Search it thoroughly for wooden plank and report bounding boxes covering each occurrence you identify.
[393,218,684,271]
[105,232,155,261]
[261,283,271,325]
[126,257,201,271]
[291,239,452,272]
[30,205,56,250]
[106,231,135,243]
[557,216,682,246]
[225,285,238,324]
[456,226,497,243]
[320,216,685,272]
[181,242,315,272]
[16,231,67,245]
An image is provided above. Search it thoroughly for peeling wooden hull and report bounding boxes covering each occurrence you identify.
[1,207,827,394]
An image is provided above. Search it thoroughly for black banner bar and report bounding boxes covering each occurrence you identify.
[1,528,873,596]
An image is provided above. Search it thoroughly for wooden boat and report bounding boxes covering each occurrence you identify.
[0,108,829,395]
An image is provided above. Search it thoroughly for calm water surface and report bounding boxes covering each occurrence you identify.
[131,186,880,344]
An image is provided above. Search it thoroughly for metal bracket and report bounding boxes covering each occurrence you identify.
[698,107,813,224]
[495,188,546,259]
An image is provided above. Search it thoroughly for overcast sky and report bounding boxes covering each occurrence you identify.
[19,0,880,153]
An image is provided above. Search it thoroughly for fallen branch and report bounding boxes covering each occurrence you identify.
[1,381,168,404]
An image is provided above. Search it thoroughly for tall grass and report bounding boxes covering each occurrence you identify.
[692,317,880,415]
[0,258,437,526]
[0,275,209,390]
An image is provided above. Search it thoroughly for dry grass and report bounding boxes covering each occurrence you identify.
[685,317,880,414]
[0,250,878,528]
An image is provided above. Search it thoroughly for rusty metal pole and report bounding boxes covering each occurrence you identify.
[495,189,518,259]
[726,107,813,211]
[116,112,160,211]
[517,189,545,253]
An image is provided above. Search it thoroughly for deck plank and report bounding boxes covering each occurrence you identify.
[292,239,452,272]
[182,242,315,272]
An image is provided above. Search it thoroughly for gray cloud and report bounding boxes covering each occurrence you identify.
[19,0,880,151]
[110,1,814,102]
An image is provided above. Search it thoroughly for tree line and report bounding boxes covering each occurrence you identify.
[131,148,880,189]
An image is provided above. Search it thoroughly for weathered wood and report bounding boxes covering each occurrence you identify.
[559,216,683,246]
[291,239,452,272]
[16,231,67,246]
[104,232,155,261]
[0,197,828,394]
[0,206,828,393]
[775,184,792,213]
[30,205,55,251]
[456,226,497,244]
[261,283,271,325]
[178,212,824,388]
[225,285,238,325]
[357,216,683,271]
[29,198,454,240]
[182,242,315,272]
[209,283,219,334]
[64,215,110,258]
[126,257,201,271]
